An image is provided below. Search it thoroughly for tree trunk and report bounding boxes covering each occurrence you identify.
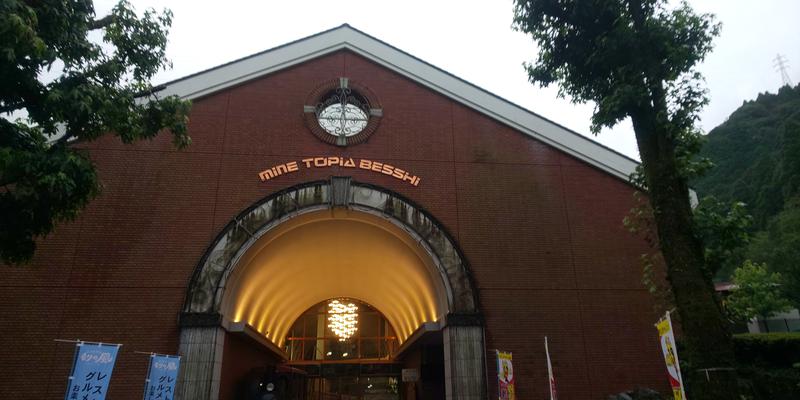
[631,109,741,399]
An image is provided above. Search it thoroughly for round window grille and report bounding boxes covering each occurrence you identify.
[304,78,382,146]
[316,89,370,137]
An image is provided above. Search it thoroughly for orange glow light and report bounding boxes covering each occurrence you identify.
[221,210,448,348]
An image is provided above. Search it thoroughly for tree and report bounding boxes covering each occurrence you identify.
[0,0,191,264]
[512,1,741,397]
[749,198,800,307]
[726,261,792,332]
[693,196,752,279]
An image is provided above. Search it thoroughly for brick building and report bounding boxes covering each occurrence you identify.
[1,25,669,399]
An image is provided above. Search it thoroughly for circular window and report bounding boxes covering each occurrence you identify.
[304,78,382,146]
[316,89,370,137]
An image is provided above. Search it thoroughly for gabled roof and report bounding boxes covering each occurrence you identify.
[158,24,639,181]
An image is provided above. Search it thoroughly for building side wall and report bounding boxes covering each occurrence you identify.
[0,50,668,399]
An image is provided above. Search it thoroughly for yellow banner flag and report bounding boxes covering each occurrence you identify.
[657,312,687,400]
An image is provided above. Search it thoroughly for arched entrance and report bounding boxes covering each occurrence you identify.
[177,179,485,399]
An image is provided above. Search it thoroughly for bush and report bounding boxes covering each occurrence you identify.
[607,387,665,400]
[737,366,800,400]
[733,333,800,368]
[678,334,800,399]
[730,333,800,400]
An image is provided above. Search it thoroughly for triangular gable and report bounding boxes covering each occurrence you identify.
[157,24,639,181]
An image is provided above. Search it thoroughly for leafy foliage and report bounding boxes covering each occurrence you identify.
[512,0,718,160]
[726,261,792,324]
[730,333,800,400]
[736,366,800,400]
[693,196,752,279]
[0,0,191,264]
[623,192,676,311]
[513,2,740,396]
[733,333,800,368]
[748,199,800,307]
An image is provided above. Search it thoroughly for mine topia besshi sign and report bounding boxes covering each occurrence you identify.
[258,157,421,186]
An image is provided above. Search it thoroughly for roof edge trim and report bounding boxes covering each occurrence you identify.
[157,24,639,181]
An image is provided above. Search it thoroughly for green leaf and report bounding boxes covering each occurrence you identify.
[0,0,191,264]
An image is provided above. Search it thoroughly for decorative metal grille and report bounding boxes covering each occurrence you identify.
[315,87,371,137]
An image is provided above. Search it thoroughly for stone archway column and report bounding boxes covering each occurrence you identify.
[443,314,487,400]
[176,314,225,400]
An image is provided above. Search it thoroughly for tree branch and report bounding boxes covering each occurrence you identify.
[89,15,116,30]
[53,130,75,146]
[0,101,26,114]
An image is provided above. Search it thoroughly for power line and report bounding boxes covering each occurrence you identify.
[773,54,794,87]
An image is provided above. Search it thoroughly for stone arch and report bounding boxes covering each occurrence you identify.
[177,178,485,400]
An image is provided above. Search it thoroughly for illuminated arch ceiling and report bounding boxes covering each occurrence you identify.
[221,210,449,348]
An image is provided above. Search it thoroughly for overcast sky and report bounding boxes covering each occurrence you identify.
[94,0,800,159]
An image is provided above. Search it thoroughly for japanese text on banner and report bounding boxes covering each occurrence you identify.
[64,342,120,400]
[144,354,181,400]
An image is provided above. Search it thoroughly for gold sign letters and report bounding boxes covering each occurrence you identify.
[258,157,421,187]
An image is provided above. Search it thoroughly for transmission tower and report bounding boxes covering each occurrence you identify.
[773,54,794,87]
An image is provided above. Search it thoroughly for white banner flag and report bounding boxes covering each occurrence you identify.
[545,336,558,400]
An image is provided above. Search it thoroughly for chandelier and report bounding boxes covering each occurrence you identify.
[327,299,358,341]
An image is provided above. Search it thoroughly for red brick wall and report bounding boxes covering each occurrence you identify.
[0,50,668,399]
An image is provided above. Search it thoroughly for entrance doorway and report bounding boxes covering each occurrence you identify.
[284,299,397,363]
[233,296,436,399]
[179,181,485,400]
[240,363,401,400]
[281,298,401,399]
[305,374,400,400]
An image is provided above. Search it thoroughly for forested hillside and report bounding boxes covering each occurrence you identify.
[693,84,800,303]
[694,84,800,228]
